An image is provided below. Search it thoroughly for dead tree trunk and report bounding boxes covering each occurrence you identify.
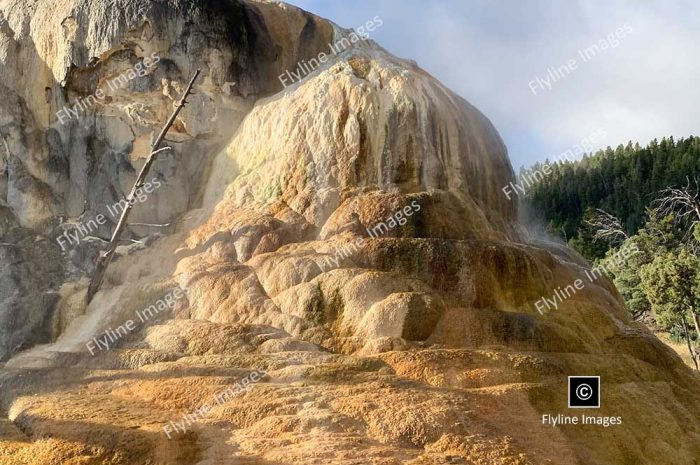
[691,307,700,341]
[680,319,699,370]
[86,69,201,303]
[691,308,700,361]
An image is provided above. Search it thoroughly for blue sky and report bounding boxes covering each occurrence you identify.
[286,0,700,170]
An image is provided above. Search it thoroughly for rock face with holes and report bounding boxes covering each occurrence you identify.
[1,1,700,464]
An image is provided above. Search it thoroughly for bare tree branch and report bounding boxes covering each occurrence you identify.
[119,239,144,244]
[86,69,201,303]
[129,222,173,228]
[655,176,700,221]
[585,209,629,245]
[653,176,700,244]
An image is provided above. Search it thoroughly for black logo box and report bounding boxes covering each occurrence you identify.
[568,376,600,408]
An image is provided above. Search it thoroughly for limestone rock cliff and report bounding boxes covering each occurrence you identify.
[0,1,699,464]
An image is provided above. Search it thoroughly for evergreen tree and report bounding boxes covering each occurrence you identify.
[525,136,700,260]
[640,249,700,369]
[603,213,679,319]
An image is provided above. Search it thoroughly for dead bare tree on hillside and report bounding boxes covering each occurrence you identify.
[654,176,700,250]
[86,70,201,303]
[656,177,700,222]
[585,209,629,246]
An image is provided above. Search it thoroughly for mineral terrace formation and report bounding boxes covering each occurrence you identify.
[0,1,698,464]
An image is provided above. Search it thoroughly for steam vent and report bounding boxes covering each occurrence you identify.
[0,1,698,464]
